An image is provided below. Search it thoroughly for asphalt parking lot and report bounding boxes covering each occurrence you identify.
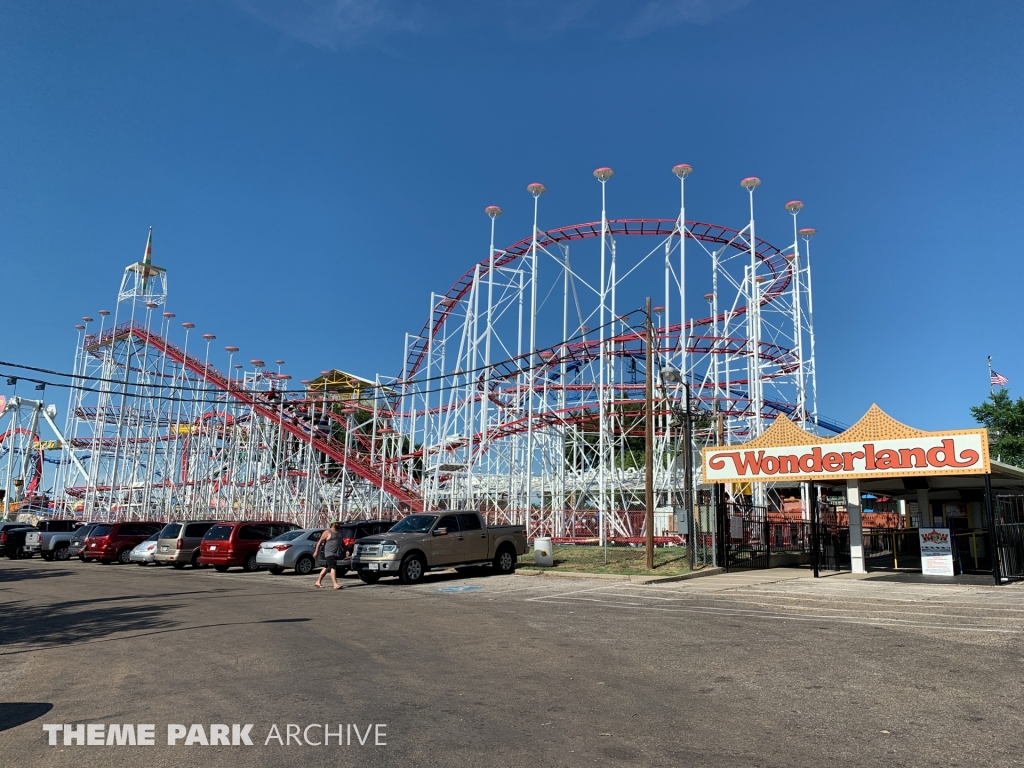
[2,559,1024,768]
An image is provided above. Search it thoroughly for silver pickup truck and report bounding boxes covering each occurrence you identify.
[24,519,82,561]
[351,511,527,585]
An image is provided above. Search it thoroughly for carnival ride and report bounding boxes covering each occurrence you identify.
[42,166,827,542]
[0,394,67,516]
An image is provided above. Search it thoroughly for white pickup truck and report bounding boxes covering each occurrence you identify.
[351,511,527,585]
[24,519,82,561]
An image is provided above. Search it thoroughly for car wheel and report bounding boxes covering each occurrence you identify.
[294,555,315,576]
[117,548,132,565]
[42,552,53,561]
[399,554,427,585]
[214,565,229,572]
[54,546,71,561]
[6,552,18,560]
[191,552,203,569]
[269,566,284,575]
[172,562,186,570]
[358,571,381,584]
[242,553,259,572]
[493,546,517,575]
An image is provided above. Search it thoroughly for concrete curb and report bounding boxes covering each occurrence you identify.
[515,566,725,584]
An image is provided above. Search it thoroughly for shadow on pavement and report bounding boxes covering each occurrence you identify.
[0,702,53,732]
[0,566,74,583]
[864,572,996,586]
[0,598,182,652]
[359,569,502,588]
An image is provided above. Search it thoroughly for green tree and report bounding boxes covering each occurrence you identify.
[970,389,1024,467]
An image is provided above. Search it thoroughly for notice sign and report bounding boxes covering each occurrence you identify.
[919,528,955,576]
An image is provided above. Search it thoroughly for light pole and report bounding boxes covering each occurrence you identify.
[645,297,655,570]
[593,167,613,554]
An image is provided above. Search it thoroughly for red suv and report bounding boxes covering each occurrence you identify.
[83,522,163,564]
[198,521,298,572]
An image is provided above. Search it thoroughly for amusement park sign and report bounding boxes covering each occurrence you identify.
[702,405,990,483]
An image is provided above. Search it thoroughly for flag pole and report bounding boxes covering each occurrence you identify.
[988,355,993,395]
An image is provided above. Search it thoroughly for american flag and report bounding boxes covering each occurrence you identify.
[991,370,1009,386]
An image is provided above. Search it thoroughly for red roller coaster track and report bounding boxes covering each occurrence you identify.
[403,218,789,380]
[80,322,423,511]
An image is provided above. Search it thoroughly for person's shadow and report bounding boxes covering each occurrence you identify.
[0,702,52,732]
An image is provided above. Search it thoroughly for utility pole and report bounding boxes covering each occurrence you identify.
[645,297,655,570]
[683,381,694,571]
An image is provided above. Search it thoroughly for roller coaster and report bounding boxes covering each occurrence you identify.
[9,166,829,542]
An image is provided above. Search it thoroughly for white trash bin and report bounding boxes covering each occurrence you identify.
[533,537,554,567]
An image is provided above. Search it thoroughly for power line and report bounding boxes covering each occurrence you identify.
[0,306,653,404]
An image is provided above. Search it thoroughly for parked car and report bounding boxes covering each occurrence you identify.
[24,519,82,560]
[351,511,527,584]
[83,522,164,564]
[198,522,299,572]
[153,520,219,569]
[0,525,38,559]
[71,523,103,561]
[314,519,395,576]
[129,532,161,565]
[257,528,325,575]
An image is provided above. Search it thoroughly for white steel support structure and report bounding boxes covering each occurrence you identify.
[57,236,417,523]
[396,167,827,540]
[54,168,825,534]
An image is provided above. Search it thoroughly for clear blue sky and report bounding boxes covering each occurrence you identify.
[1,0,1021,430]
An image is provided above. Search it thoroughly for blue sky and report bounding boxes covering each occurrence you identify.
[1,0,1022,430]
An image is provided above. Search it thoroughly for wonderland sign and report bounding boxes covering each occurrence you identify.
[702,405,989,483]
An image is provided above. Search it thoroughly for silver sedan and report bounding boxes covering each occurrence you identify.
[129,533,160,565]
[256,528,325,575]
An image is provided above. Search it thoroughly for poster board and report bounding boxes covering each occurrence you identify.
[919,528,955,576]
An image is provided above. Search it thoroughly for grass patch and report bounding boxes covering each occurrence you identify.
[518,544,690,576]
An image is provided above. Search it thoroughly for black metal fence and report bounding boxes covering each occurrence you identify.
[690,486,1024,582]
[995,495,1024,582]
[716,501,815,571]
[862,528,919,571]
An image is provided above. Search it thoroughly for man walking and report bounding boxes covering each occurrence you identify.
[314,521,346,590]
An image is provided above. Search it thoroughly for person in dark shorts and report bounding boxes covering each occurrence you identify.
[313,521,345,590]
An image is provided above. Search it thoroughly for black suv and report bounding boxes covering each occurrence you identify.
[1,525,38,558]
[315,519,394,576]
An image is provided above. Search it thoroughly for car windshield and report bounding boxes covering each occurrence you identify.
[388,515,438,534]
[73,527,93,540]
[204,525,233,541]
[143,532,160,542]
[268,530,304,542]
[159,523,182,538]
[89,525,113,537]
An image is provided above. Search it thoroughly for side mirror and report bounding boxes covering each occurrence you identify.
[433,527,447,536]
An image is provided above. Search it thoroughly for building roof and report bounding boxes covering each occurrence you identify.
[307,369,395,396]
